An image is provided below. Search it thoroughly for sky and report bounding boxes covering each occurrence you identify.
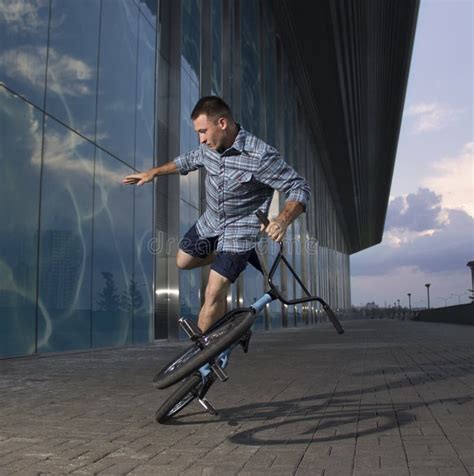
[350,0,474,309]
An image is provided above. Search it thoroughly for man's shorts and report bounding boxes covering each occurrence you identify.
[179,224,263,283]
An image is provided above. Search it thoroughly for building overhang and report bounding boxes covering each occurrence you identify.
[275,0,420,254]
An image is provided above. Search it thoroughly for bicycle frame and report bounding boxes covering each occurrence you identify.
[154,212,344,421]
[249,215,345,335]
[197,217,344,381]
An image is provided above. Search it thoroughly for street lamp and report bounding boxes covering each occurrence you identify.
[437,296,449,307]
[450,292,467,305]
[467,262,474,301]
[407,293,412,311]
[425,283,431,309]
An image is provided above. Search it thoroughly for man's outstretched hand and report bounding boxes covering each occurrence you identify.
[122,171,154,186]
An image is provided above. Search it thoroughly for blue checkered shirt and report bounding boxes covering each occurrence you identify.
[174,126,311,252]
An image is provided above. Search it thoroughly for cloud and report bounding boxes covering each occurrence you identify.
[0,47,94,97]
[405,102,462,133]
[385,188,444,232]
[0,47,47,91]
[423,142,474,217]
[352,189,474,276]
[47,49,95,96]
[0,0,48,35]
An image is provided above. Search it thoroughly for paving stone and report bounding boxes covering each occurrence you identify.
[0,320,473,475]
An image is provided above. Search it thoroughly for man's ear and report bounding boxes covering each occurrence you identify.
[217,117,227,130]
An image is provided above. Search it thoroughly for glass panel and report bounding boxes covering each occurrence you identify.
[179,71,200,208]
[37,117,94,352]
[240,0,260,136]
[242,260,264,330]
[133,184,154,343]
[180,0,200,208]
[179,1,201,329]
[264,8,277,147]
[96,0,138,164]
[135,13,156,172]
[0,0,49,108]
[138,0,158,28]
[0,87,43,357]
[179,202,201,335]
[45,0,100,139]
[285,226,295,327]
[182,0,200,80]
[91,151,134,347]
[211,0,222,96]
[293,219,302,325]
[266,238,282,329]
[282,54,290,158]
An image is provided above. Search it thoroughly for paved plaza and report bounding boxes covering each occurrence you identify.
[0,319,473,475]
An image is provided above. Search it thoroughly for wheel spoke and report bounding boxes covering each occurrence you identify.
[165,346,201,375]
[154,310,255,389]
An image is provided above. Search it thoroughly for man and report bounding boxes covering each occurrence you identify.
[123,96,310,332]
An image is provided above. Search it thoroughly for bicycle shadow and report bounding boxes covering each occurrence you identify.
[162,362,473,445]
[225,394,472,446]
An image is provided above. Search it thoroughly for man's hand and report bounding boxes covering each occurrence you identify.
[261,219,288,242]
[122,171,154,186]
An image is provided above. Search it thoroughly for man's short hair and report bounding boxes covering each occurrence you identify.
[191,96,233,121]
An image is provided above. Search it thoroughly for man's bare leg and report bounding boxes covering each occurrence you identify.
[198,270,230,332]
[176,249,215,269]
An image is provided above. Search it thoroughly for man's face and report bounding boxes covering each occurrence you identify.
[193,114,228,152]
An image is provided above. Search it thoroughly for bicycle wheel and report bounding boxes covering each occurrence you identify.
[153,309,255,389]
[155,373,202,423]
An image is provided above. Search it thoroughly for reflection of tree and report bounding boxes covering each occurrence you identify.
[120,278,143,313]
[97,272,145,314]
[97,271,120,312]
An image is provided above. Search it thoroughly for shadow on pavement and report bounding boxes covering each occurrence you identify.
[160,364,473,446]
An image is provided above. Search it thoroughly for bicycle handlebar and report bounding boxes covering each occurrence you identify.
[255,209,270,228]
[255,210,344,334]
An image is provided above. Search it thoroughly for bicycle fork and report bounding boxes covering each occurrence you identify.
[178,317,252,415]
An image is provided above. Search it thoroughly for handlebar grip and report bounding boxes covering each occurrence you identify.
[255,210,269,227]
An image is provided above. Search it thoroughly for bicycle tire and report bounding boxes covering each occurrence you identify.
[155,373,202,423]
[153,309,255,389]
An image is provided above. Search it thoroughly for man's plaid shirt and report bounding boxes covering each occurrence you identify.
[174,126,311,253]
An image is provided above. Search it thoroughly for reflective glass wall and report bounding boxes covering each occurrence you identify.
[1,0,352,357]
[179,0,202,332]
[0,0,156,357]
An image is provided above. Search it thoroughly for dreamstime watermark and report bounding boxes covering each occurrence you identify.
[147,232,320,256]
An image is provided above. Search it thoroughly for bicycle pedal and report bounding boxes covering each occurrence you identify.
[239,331,252,353]
[210,362,228,382]
[178,317,202,340]
[198,397,218,416]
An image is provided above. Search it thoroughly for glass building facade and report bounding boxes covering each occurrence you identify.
[1,0,350,358]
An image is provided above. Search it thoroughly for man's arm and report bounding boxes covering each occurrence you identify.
[123,147,204,186]
[123,161,179,186]
[254,149,311,242]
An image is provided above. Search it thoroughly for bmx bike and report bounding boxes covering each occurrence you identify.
[153,211,344,423]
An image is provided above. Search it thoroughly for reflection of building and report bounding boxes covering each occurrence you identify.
[40,230,81,310]
[0,233,37,308]
[0,0,419,357]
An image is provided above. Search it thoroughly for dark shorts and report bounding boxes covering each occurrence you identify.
[179,224,263,283]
